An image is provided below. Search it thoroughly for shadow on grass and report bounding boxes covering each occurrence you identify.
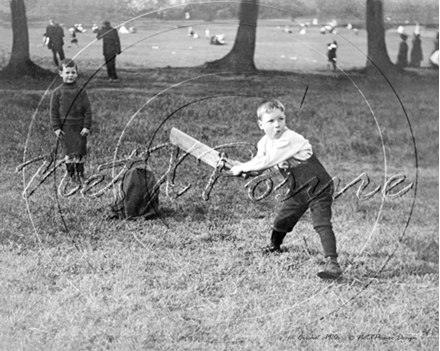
[1,65,438,91]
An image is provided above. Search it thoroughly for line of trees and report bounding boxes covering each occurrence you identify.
[0,0,428,78]
[1,0,437,24]
[205,0,397,73]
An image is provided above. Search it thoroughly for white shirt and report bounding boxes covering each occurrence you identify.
[239,128,313,173]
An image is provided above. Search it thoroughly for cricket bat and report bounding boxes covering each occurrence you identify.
[169,127,242,170]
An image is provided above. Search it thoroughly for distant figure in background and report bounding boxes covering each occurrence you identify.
[96,21,121,82]
[205,28,210,39]
[68,28,78,47]
[320,27,326,35]
[92,23,99,33]
[429,32,439,68]
[74,24,86,33]
[187,26,199,38]
[432,32,439,54]
[430,52,439,68]
[73,23,87,33]
[396,33,409,68]
[43,20,53,46]
[327,40,338,71]
[68,24,86,47]
[119,25,130,34]
[44,19,65,67]
[409,33,423,68]
[325,22,337,34]
[210,34,225,45]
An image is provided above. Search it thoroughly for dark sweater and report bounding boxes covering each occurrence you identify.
[50,82,92,131]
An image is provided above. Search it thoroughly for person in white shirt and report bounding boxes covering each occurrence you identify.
[231,99,342,279]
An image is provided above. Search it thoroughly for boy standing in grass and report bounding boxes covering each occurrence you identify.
[50,58,92,183]
[230,99,342,279]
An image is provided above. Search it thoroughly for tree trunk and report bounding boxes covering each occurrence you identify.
[1,0,51,78]
[204,0,259,72]
[365,0,398,73]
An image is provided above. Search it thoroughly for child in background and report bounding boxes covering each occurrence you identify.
[68,27,79,47]
[327,40,338,71]
[230,99,342,279]
[50,58,92,183]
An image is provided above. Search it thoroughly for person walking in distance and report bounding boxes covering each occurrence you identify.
[44,19,65,67]
[327,40,338,71]
[96,21,121,81]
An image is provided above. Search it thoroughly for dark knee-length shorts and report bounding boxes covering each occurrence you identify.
[273,154,334,233]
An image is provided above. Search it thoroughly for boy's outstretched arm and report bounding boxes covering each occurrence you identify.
[230,139,310,176]
[230,156,265,176]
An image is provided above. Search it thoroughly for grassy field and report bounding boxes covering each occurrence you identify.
[0,19,439,72]
[0,19,439,351]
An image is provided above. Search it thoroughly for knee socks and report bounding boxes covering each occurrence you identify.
[75,163,84,178]
[66,163,75,178]
[314,225,337,258]
[270,227,337,257]
[65,163,84,179]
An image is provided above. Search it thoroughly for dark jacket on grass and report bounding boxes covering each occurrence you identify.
[107,166,160,220]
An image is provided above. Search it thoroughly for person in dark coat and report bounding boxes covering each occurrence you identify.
[327,40,338,71]
[410,33,423,68]
[396,33,409,68]
[44,20,65,67]
[96,21,121,81]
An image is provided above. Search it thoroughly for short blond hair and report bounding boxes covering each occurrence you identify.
[257,99,285,120]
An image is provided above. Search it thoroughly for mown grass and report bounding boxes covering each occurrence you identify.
[0,21,439,351]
